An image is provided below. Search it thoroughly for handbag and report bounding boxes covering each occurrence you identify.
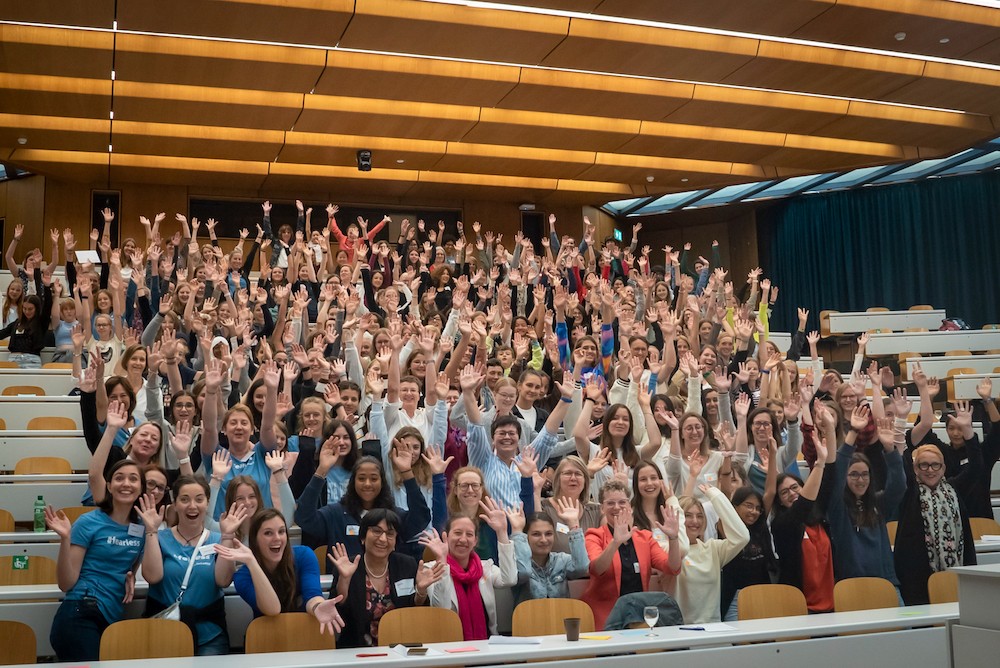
[153,529,210,622]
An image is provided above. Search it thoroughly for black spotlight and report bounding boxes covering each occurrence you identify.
[357,150,372,172]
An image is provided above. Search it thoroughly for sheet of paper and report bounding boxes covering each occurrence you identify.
[579,635,612,640]
[488,636,542,645]
[75,250,101,264]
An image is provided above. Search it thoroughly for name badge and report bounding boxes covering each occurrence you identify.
[652,529,666,542]
[803,531,810,540]
[128,523,146,538]
[346,525,360,536]
[395,578,415,596]
[556,522,570,534]
[315,383,328,395]
[960,459,969,466]
[633,561,641,574]
[198,544,217,557]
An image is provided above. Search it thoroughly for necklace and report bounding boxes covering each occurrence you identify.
[175,527,201,546]
[364,557,388,579]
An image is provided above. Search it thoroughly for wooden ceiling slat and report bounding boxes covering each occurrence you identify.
[593,0,834,36]
[0,25,114,80]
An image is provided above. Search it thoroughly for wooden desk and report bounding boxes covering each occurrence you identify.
[0,396,80,430]
[0,482,87,521]
[828,310,945,334]
[866,330,1000,356]
[0,431,90,471]
[28,603,955,667]
[950,564,1000,668]
[0,369,76,396]
[0,348,58,364]
[952,374,1000,400]
[905,355,1000,380]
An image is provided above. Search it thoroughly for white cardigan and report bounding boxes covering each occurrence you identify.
[427,541,517,636]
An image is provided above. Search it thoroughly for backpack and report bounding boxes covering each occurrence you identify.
[939,318,970,331]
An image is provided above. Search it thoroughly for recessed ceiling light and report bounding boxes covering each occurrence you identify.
[646,175,654,182]
[17,137,27,145]
[940,37,950,44]
[680,178,689,182]
[396,159,405,164]
[894,32,907,41]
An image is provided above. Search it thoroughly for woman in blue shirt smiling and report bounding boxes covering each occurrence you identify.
[45,459,147,662]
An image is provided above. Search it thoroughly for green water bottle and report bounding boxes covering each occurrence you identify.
[33,495,45,532]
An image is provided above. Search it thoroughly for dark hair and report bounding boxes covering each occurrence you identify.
[225,475,262,541]
[631,460,667,531]
[342,456,393,518]
[105,376,138,416]
[843,452,880,529]
[97,460,146,523]
[773,472,823,524]
[167,390,200,425]
[248,509,298,612]
[359,508,401,542]
[444,514,478,535]
[490,414,523,439]
[730,485,776,565]
[651,394,674,439]
[322,419,359,472]
[144,464,171,509]
[242,379,267,429]
[338,381,362,397]
[600,403,640,468]
[172,473,210,500]
[746,407,781,444]
[525,512,555,533]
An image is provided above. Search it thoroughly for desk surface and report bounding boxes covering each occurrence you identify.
[36,603,956,668]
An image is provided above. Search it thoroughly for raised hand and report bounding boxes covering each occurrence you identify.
[875,417,897,451]
[611,510,632,545]
[554,496,583,528]
[849,404,870,433]
[264,450,286,474]
[313,596,345,636]
[415,559,446,595]
[218,502,248,535]
[977,376,994,401]
[328,543,360,580]
[45,506,72,539]
[390,440,413,473]
[421,444,454,476]
[418,529,447,562]
[136,493,165,531]
[106,399,129,430]
[478,497,508,535]
[171,420,194,458]
[655,505,680,540]
[505,503,526,534]
[586,447,612,476]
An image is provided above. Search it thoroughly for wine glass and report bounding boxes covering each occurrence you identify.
[643,605,659,637]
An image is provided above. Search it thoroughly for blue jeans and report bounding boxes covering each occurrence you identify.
[7,353,41,369]
[197,630,231,656]
[51,596,110,661]
[723,591,740,622]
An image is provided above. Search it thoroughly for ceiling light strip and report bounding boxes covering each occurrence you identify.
[0,19,972,116]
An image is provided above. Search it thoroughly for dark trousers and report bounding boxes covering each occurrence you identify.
[50,596,110,661]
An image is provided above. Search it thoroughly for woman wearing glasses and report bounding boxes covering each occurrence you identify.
[328,509,445,647]
[826,406,905,591]
[895,401,980,605]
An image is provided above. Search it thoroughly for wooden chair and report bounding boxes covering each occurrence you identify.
[0,508,13,532]
[909,305,934,311]
[26,416,77,430]
[378,607,464,646]
[945,350,973,357]
[42,362,73,369]
[737,584,807,621]
[0,555,57,586]
[59,506,96,524]
[820,310,838,337]
[969,517,1000,540]
[866,307,889,312]
[945,368,976,399]
[928,571,959,604]
[14,457,72,475]
[245,613,335,653]
[0,620,36,665]
[886,521,898,548]
[512,598,596,637]
[315,546,329,575]
[833,577,898,612]
[99,618,193,660]
[0,417,5,429]
[0,361,18,368]
[1,386,44,396]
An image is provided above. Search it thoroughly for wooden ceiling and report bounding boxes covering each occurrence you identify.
[2,0,1000,207]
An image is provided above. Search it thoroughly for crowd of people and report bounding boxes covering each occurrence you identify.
[3,201,997,660]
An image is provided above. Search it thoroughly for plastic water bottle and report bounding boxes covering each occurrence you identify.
[33,495,45,532]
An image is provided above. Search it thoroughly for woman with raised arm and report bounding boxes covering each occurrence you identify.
[740,391,803,495]
[671,477,750,624]
[581,480,682,630]
[217,509,345,635]
[826,407,905,590]
[768,403,837,613]
[45,461,147,661]
[720,485,775,621]
[538,455,603,554]
[420,500,517,640]
[631,460,691,556]
[140,475,247,655]
[509,501,590,603]
[328,509,446,647]
[895,401,980,605]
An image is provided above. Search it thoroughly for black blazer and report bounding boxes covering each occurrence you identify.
[336,551,421,648]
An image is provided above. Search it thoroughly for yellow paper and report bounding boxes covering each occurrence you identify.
[579,635,612,640]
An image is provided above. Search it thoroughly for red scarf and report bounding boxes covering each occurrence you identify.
[447,552,488,640]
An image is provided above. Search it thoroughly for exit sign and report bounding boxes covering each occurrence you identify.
[613,229,623,241]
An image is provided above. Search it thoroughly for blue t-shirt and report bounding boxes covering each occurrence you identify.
[283,435,302,453]
[233,544,322,617]
[325,467,351,506]
[148,529,225,646]
[203,443,274,518]
[65,510,145,623]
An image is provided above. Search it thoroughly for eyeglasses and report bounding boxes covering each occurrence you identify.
[752,422,772,429]
[847,471,871,480]
[146,481,167,493]
[778,482,801,499]
[367,527,397,540]
[917,462,944,472]
[457,482,482,491]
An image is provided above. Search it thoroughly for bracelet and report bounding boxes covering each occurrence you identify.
[211,476,225,483]
[583,396,595,404]
[760,369,770,375]
[146,531,158,537]
[73,353,82,358]
[177,457,190,465]
[560,396,573,404]
[221,533,235,540]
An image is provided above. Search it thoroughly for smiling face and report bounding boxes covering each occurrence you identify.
[680,415,706,449]
[601,489,630,525]
[300,400,326,433]
[395,435,424,468]
[354,462,382,508]
[363,519,397,561]
[145,469,168,505]
[635,464,663,501]
[445,516,478,563]
[526,518,555,559]
[232,482,259,515]
[576,338,598,366]
[171,395,196,423]
[174,482,208,526]
[398,379,421,407]
[454,470,484,510]
[777,476,802,508]
[128,424,161,463]
[683,501,705,542]
[556,461,586,500]
[846,461,871,498]
[735,494,763,527]
[255,515,288,567]
[109,464,143,507]
[224,409,254,446]
[491,422,520,461]
[914,448,945,489]
[126,349,147,376]
[606,406,631,438]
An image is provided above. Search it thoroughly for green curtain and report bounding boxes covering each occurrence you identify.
[759,170,1000,332]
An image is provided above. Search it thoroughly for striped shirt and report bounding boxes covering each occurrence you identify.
[467,421,558,508]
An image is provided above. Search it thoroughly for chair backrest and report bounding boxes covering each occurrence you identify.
[14,457,72,475]
[833,577,898,612]
[945,350,973,357]
[866,307,889,313]
[314,546,328,575]
[738,584,807,621]
[0,556,57,586]
[928,571,959,604]
[820,310,838,337]
[244,613,335,653]
[0,508,13,532]
[377,607,464,646]
[909,305,934,311]
[99,618,193,660]
[26,416,77,430]
[0,416,5,430]
[42,362,73,369]
[0,620,36,664]
[1,386,45,397]
[512,598,596,637]
[886,520,898,547]
[969,517,1000,540]
[0,361,18,368]
[59,506,96,524]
